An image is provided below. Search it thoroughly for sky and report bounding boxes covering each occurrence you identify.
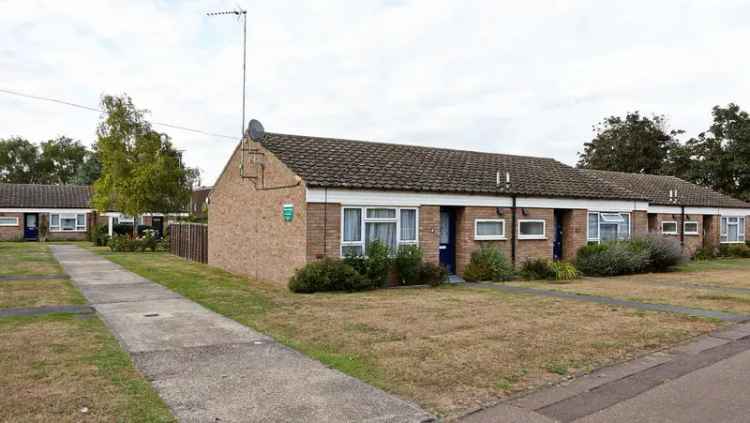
[2,0,750,186]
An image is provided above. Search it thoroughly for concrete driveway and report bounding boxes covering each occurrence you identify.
[51,245,433,423]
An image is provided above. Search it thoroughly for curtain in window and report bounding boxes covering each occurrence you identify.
[51,214,60,226]
[588,213,598,240]
[617,214,630,240]
[343,209,362,241]
[477,221,503,236]
[367,208,396,219]
[61,217,76,230]
[76,214,85,226]
[600,224,618,242]
[400,209,416,241]
[366,222,397,252]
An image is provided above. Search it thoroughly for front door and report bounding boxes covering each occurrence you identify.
[24,213,39,240]
[439,208,456,273]
[553,210,564,260]
[151,216,164,238]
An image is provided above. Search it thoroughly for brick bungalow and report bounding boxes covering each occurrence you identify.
[209,133,658,284]
[0,183,187,240]
[583,170,750,256]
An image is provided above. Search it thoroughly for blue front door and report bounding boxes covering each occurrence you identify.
[439,208,456,273]
[24,213,39,240]
[553,210,564,260]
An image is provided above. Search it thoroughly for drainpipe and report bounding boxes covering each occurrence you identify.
[680,205,686,249]
[323,187,328,257]
[511,195,517,267]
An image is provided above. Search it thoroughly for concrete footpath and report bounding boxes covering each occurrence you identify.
[462,322,750,423]
[50,245,433,423]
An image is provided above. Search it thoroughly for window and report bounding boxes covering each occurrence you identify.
[0,216,18,226]
[684,221,699,235]
[587,212,630,243]
[721,216,746,243]
[474,219,505,240]
[49,213,87,232]
[518,219,546,240]
[341,207,418,256]
[118,215,135,224]
[661,221,678,235]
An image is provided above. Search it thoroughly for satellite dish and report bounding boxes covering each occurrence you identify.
[246,119,265,141]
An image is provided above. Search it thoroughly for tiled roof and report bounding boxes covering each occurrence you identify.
[0,183,92,208]
[259,133,645,201]
[582,170,750,209]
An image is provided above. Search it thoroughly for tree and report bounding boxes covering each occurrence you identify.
[37,136,87,184]
[72,149,102,185]
[92,94,193,230]
[686,103,750,200]
[0,137,41,183]
[577,112,684,174]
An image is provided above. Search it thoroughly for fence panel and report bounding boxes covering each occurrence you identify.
[168,222,208,263]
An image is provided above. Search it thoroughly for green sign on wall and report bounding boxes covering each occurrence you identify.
[282,203,294,222]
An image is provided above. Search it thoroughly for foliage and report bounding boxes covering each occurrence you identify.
[93,224,110,247]
[394,244,423,285]
[72,149,102,185]
[92,94,197,220]
[628,234,684,272]
[109,235,142,252]
[520,258,554,280]
[463,245,514,282]
[549,261,580,281]
[37,136,88,184]
[112,223,133,236]
[288,258,372,293]
[418,262,448,286]
[344,240,391,287]
[575,242,648,276]
[692,246,717,261]
[577,112,684,174]
[0,136,93,184]
[38,215,49,242]
[718,243,750,258]
[0,137,41,183]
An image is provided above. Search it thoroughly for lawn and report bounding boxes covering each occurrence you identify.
[510,258,750,315]
[93,247,721,418]
[0,242,175,422]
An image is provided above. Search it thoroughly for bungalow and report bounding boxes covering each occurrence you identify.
[583,170,750,255]
[0,183,187,240]
[209,133,656,284]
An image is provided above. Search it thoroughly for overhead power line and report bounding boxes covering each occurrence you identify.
[0,88,237,140]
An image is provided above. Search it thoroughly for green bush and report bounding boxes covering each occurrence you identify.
[463,245,514,282]
[112,223,134,236]
[575,242,648,276]
[520,258,554,280]
[693,246,717,260]
[419,262,448,286]
[549,261,579,281]
[628,234,683,271]
[288,258,371,293]
[722,243,750,258]
[344,240,391,287]
[109,234,146,252]
[395,244,423,285]
[93,224,110,247]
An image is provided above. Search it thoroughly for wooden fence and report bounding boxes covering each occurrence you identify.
[169,223,208,263]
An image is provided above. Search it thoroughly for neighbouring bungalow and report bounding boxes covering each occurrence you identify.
[189,186,212,220]
[583,170,750,256]
[209,133,663,284]
[0,183,187,240]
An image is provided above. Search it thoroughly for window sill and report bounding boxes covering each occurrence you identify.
[518,236,547,240]
[662,232,678,236]
[720,241,746,244]
[684,233,700,236]
[50,229,87,233]
[475,236,507,241]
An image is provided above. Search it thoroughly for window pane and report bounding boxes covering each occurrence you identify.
[740,218,746,235]
[366,208,396,219]
[0,217,17,225]
[51,214,59,226]
[588,213,598,240]
[519,221,544,236]
[61,217,76,230]
[76,214,85,226]
[600,213,625,223]
[662,222,677,233]
[729,224,739,242]
[400,209,417,241]
[342,245,363,257]
[366,221,397,252]
[343,209,362,242]
[600,223,618,242]
[440,211,450,244]
[721,217,727,236]
[617,214,630,240]
[685,222,698,233]
[477,221,503,237]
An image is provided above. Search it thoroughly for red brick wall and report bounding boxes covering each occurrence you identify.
[306,203,341,260]
[650,212,703,256]
[560,209,587,261]
[420,206,440,265]
[0,212,23,241]
[209,143,307,284]
[703,215,720,250]
[632,211,648,235]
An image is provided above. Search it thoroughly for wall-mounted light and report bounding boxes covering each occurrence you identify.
[522,208,529,216]
[496,207,504,216]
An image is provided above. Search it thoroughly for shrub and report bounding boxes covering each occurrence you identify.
[693,246,717,260]
[109,234,146,252]
[137,224,154,237]
[141,229,159,252]
[112,223,134,236]
[723,243,750,258]
[463,245,514,282]
[549,261,579,281]
[288,258,371,293]
[419,262,448,286]
[628,234,683,272]
[93,224,110,247]
[575,242,648,276]
[343,240,391,287]
[395,245,423,285]
[520,258,554,280]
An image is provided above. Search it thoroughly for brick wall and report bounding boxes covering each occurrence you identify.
[0,212,23,241]
[306,202,341,260]
[208,143,307,284]
[650,212,703,256]
[420,206,440,265]
[703,215,720,250]
[560,209,587,261]
[632,210,648,235]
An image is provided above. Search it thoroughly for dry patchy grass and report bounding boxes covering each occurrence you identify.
[95,249,719,418]
[0,242,63,276]
[0,279,86,308]
[0,314,173,423]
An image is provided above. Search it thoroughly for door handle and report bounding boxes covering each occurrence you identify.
[439,245,447,250]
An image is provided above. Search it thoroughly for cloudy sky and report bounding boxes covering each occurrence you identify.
[2,0,749,185]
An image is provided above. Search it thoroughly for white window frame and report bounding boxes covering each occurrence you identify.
[683,221,699,236]
[0,216,19,226]
[721,216,746,243]
[661,221,679,235]
[474,219,506,241]
[587,211,631,243]
[518,219,546,240]
[340,206,419,257]
[49,213,87,232]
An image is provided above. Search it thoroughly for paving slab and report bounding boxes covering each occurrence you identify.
[710,321,750,340]
[134,343,433,423]
[460,404,555,423]
[81,282,182,304]
[72,270,151,286]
